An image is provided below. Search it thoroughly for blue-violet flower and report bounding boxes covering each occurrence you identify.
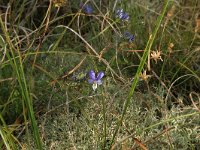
[124,31,134,42]
[88,70,104,91]
[80,3,93,14]
[116,9,129,21]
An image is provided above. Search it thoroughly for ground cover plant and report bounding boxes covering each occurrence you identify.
[0,0,200,149]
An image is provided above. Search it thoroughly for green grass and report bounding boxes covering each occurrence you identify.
[0,0,200,149]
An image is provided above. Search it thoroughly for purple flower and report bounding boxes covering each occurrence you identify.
[80,3,93,14]
[88,70,104,91]
[124,31,134,42]
[116,9,129,21]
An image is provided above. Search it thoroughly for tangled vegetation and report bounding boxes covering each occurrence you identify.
[0,0,199,149]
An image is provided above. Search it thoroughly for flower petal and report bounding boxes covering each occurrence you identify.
[92,83,98,91]
[88,79,94,84]
[96,80,102,85]
[97,71,104,80]
[128,35,134,42]
[122,13,129,20]
[116,9,123,16]
[124,31,131,37]
[88,70,96,80]
[124,31,134,42]
[116,9,129,21]
[82,4,93,14]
